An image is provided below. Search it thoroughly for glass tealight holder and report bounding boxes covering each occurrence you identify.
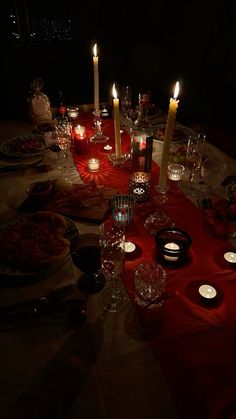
[155,227,192,266]
[67,106,79,119]
[129,171,151,202]
[111,194,136,228]
[167,164,185,181]
[87,157,100,172]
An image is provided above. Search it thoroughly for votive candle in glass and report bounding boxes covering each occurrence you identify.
[67,106,79,119]
[87,158,100,172]
[167,164,185,181]
[129,171,151,202]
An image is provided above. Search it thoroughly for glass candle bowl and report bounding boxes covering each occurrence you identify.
[167,163,185,181]
[134,262,167,308]
[155,227,192,266]
[87,158,100,172]
[129,171,151,202]
[67,106,79,119]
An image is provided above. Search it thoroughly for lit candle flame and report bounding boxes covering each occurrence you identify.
[93,43,97,57]
[112,83,118,99]
[173,81,180,99]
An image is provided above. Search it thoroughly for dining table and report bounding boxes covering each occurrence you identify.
[0,111,236,419]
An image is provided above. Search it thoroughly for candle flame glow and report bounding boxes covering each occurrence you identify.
[173,81,180,99]
[93,43,97,57]
[112,83,118,99]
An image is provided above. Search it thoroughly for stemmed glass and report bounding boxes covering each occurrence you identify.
[99,219,127,312]
[90,110,109,144]
[185,133,206,197]
[186,133,206,182]
[70,233,105,294]
[54,116,73,173]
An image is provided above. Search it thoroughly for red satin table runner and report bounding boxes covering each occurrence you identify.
[72,113,236,419]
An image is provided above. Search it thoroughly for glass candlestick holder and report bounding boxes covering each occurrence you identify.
[90,110,109,144]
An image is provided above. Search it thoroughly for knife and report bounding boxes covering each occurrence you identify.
[0,284,75,316]
[0,299,87,332]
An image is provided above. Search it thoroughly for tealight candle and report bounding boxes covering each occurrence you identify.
[224,252,236,263]
[74,125,85,137]
[87,158,100,172]
[67,106,79,119]
[104,144,112,151]
[163,242,180,262]
[167,164,185,181]
[125,241,136,253]
[198,284,217,300]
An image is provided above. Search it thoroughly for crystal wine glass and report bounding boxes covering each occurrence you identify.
[99,219,127,312]
[55,116,73,173]
[186,133,206,183]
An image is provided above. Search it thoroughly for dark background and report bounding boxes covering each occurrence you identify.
[0,0,236,138]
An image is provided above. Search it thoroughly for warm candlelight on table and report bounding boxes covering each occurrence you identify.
[224,252,236,263]
[93,43,99,114]
[158,81,180,191]
[163,242,180,262]
[125,241,136,253]
[198,284,217,300]
[112,83,121,159]
[87,157,100,172]
[104,144,112,151]
[67,106,79,119]
[167,163,185,181]
[129,171,151,202]
[74,125,86,137]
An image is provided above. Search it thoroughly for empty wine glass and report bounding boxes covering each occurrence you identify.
[186,133,206,183]
[99,219,128,312]
[120,85,132,126]
[55,116,72,173]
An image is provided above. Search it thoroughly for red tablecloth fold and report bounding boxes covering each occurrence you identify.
[73,113,236,419]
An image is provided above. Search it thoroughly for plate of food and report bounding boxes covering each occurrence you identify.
[34,120,56,134]
[153,124,195,143]
[52,183,116,222]
[0,211,79,281]
[0,135,48,157]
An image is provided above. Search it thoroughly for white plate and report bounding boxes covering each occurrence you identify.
[0,214,79,281]
[153,124,195,143]
[0,135,48,158]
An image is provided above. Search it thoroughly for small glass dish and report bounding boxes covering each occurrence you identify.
[26,181,53,204]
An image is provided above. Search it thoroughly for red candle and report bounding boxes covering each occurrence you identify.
[74,134,89,154]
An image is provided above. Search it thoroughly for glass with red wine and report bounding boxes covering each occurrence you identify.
[70,233,105,294]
